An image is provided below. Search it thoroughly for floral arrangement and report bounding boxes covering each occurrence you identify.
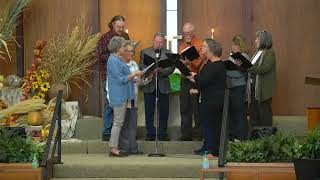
[21,41,50,100]
[42,17,101,88]
[0,0,31,61]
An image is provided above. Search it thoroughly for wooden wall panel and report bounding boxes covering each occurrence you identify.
[183,0,320,115]
[181,0,247,59]
[252,0,320,115]
[0,43,17,76]
[23,0,100,115]
[100,0,161,61]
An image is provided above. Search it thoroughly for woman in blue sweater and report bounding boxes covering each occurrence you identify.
[107,37,142,157]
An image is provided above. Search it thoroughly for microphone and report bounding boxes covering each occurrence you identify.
[155,49,160,60]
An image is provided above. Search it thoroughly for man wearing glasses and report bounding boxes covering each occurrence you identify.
[178,22,205,141]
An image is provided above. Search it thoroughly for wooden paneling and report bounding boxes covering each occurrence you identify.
[23,0,100,115]
[181,0,247,59]
[100,0,161,60]
[0,43,17,76]
[183,0,320,115]
[252,0,320,115]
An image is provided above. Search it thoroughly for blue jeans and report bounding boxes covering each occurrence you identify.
[102,81,113,136]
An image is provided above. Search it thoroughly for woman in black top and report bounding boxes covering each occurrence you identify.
[187,39,226,156]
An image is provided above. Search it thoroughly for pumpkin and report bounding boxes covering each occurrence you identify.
[27,111,44,126]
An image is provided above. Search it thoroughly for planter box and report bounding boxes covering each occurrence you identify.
[201,163,296,180]
[294,159,320,180]
[0,163,43,180]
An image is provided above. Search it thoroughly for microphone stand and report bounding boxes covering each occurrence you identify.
[148,49,165,157]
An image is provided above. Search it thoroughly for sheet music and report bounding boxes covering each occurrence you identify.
[251,50,263,65]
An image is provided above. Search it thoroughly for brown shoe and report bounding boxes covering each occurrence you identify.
[109,151,128,157]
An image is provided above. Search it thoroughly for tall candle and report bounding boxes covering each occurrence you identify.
[211,28,215,39]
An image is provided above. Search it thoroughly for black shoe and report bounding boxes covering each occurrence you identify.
[145,137,155,141]
[130,151,144,155]
[109,151,128,157]
[102,134,110,141]
[179,137,192,141]
[193,146,206,155]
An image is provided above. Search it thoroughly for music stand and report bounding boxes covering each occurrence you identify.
[148,49,165,157]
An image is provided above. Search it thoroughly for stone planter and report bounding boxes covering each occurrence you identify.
[0,163,43,180]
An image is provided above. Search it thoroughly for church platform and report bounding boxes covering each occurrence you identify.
[52,154,219,179]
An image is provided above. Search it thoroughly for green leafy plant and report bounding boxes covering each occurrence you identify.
[0,127,44,163]
[226,133,301,163]
[300,128,320,159]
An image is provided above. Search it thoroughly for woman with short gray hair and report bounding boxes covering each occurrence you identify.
[107,36,143,157]
[187,39,226,156]
[245,30,276,127]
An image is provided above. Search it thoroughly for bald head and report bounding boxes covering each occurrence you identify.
[182,22,195,42]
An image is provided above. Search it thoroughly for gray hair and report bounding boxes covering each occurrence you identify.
[153,32,165,39]
[123,40,136,49]
[108,36,126,53]
[256,30,273,49]
[204,39,222,57]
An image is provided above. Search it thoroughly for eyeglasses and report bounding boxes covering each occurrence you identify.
[125,50,135,54]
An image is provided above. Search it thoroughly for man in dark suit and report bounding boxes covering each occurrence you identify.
[139,32,174,141]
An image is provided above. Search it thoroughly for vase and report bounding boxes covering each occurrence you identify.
[48,83,70,100]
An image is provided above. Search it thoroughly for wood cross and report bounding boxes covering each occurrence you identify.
[165,35,182,53]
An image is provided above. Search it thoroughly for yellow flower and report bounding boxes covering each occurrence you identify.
[40,70,49,78]
[40,82,50,92]
[32,95,40,99]
[32,82,39,90]
[36,75,43,83]
[29,74,36,80]
[37,92,45,99]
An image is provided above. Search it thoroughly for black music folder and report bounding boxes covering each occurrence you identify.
[142,54,174,75]
[166,46,200,62]
[165,53,192,76]
[230,52,253,69]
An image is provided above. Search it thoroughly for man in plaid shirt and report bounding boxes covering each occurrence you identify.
[97,15,129,141]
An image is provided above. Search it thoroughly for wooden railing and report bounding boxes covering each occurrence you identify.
[41,90,63,180]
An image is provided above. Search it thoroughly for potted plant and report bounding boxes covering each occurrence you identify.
[293,128,320,180]
[41,17,101,100]
[0,127,44,180]
[223,133,299,180]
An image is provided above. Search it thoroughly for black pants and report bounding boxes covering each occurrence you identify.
[144,90,169,139]
[249,81,273,126]
[179,78,202,139]
[200,99,224,155]
[229,85,249,140]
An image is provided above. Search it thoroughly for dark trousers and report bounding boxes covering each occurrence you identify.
[229,85,248,140]
[200,101,224,155]
[144,90,169,139]
[179,78,202,139]
[249,80,273,127]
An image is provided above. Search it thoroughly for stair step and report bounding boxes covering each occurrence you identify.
[73,116,307,140]
[53,154,218,178]
[52,178,220,180]
[61,140,202,154]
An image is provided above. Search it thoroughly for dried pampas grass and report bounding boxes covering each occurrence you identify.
[42,16,101,88]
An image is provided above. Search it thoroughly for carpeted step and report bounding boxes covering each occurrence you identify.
[73,116,307,140]
[61,140,202,154]
[52,178,220,180]
[53,154,219,178]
